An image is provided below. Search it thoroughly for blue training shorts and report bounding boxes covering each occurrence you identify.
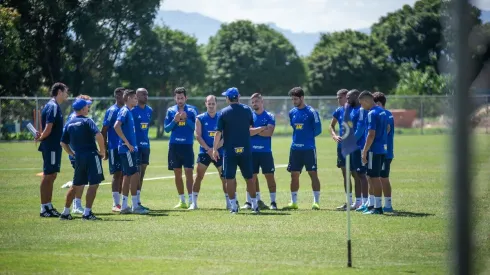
[252,152,275,174]
[41,148,62,175]
[287,149,317,173]
[108,148,122,175]
[168,144,194,170]
[73,151,105,186]
[120,151,139,176]
[223,152,253,180]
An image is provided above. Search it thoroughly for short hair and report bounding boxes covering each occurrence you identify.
[250,93,262,100]
[358,91,374,100]
[123,89,136,101]
[114,87,125,97]
[372,92,387,107]
[337,89,348,96]
[136,88,147,94]
[76,94,92,101]
[347,89,360,98]
[174,87,187,97]
[229,97,239,103]
[206,95,217,103]
[50,82,67,97]
[288,87,304,98]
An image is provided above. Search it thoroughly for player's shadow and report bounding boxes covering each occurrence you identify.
[146,212,169,217]
[385,211,434,218]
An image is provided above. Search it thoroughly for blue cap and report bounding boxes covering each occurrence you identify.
[222,87,240,99]
[72,98,92,111]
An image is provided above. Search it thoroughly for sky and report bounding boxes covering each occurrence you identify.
[161,0,490,33]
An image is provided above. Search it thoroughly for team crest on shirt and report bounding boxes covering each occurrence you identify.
[141,123,148,129]
[234,147,244,154]
[178,121,186,126]
[295,123,303,130]
[208,131,216,137]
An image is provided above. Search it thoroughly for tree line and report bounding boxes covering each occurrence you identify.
[1,0,489,98]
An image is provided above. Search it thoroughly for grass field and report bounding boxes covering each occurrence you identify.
[0,135,489,274]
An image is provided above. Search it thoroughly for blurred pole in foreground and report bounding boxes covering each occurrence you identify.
[452,0,472,274]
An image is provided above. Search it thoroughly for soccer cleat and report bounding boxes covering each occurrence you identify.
[40,206,59,218]
[50,208,61,217]
[312,203,320,210]
[82,212,100,220]
[59,213,73,220]
[363,206,374,213]
[283,202,299,210]
[132,205,149,215]
[230,208,239,215]
[383,206,394,213]
[257,200,269,210]
[120,207,132,214]
[236,200,240,209]
[71,206,84,214]
[351,202,362,210]
[355,204,368,212]
[138,203,150,211]
[61,181,73,189]
[188,203,198,210]
[241,202,252,210]
[174,201,188,209]
[269,202,278,210]
[363,208,384,215]
[251,207,260,214]
[336,203,347,211]
[112,204,121,212]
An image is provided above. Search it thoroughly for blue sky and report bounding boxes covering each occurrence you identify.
[161,0,490,33]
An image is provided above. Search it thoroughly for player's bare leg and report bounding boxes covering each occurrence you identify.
[243,174,259,209]
[217,167,232,209]
[173,168,187,208]
[227,178,238,213]
[83,184,100,219]
[184,168,194,206]
[71,185,85,214]
[111,171,123,212]
[245,177,258,213]
[189,163,208,209]
[40,173,60,216]
[120,175,131,212]
[264,173,277,209]
[309,171,321,210]
[60,185,77,220]
[284,171,300,210]
[381,177,393,211]
[138,163,148,208]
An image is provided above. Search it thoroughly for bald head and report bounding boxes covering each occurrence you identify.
[136,88,148,105]
[205,94,218,114]
[346,89,361,107]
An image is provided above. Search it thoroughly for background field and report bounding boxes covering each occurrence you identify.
[0,135,489,274]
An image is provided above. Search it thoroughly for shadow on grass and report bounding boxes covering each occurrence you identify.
[386,211,434,218]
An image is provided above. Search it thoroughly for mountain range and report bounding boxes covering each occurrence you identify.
[155,9,490,56]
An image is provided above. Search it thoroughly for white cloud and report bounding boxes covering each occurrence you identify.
[161,0,419,33]
[472,0,490,10]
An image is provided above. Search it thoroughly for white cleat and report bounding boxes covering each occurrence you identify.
[61,181,73,189]
[188,203,198,210]
[71,206,84,214]
[241,202,252,209]
[132,205,149,215]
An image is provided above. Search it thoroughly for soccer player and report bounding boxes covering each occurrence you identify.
[373,92,394,213]
[189,95,229,210]
[359,91,388,215]
[164,87,199,209]
[344,90,369,210]
[36,82,68,217]
[114,89,148,215]
[62,94,93,214]
[284,87,322,210]
[102,87,125,212]
[59,98,105,220]
[212,87,267,214]
[131,88,152,210]
[242,93,278,210]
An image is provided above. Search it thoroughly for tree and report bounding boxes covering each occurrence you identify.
[372,0,481,72]
[394,64,452,95]
[205,20,306,96]
[118,26,206,138]
[306,30,397,95]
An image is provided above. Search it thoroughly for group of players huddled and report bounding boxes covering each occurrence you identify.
[35,83,394,220]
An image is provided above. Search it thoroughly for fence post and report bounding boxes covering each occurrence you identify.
[420,98,424,135]
[486,96,489,134]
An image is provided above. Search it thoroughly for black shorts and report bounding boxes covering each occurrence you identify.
[349,149,366,174]
[367,152,385,178]
[197,152,223,168]
[137,147,150,165]
[41,148,62,175]
[287,149,317,173]
[120,151,139,176]
[336,146,345,168]
[73,152,105,186]
[380,158,392,178]
[108,148,122,175]
[223,152,253,180]
[168,143,194,170]
[252,152,275,174]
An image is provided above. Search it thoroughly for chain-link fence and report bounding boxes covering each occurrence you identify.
[1,95,489,140]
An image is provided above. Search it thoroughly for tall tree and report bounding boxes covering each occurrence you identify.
[205,20,306,96]
[307,30,397,95]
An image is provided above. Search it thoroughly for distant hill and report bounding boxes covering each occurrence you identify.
[155,9,490,56]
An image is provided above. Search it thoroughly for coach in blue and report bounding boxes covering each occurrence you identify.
[212,87,267,214]
[284,87,322,210]
[59,98,105,220]
[132,88,152,210]
[36,82,68,218]
[164,87,199,209]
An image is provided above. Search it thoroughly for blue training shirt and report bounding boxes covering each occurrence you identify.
[217,103,253,156]
[251,110,275,153]
[61,115,100,155]
[164,104,198,145]
[289,105,322,150]
[385,109,395,159]
[64,111,77,161]
[102,104,121,150]
[332,106,344,148]
[350,106,369,150]
[38,99,64,151]
[116,106,138,154]
[197,112,223,155]
[366,106,388,154]
[132,105,152,149]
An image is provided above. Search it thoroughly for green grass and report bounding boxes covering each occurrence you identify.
[0,135,488,274]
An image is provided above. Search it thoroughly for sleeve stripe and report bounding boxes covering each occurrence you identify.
[107,109,114,121]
